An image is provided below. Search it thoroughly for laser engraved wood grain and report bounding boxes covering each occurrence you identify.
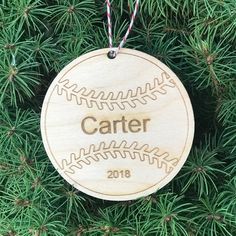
[61,141,178,174]
[56,72,175,110]
[40,48,195,201]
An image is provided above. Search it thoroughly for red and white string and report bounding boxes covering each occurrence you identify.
[105,0,140,57]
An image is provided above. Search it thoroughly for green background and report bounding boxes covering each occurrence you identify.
[0,0,235,235]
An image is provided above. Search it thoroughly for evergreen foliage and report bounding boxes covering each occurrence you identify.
[0,0,235,235]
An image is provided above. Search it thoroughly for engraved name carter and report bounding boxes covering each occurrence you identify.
[81,116,151,135]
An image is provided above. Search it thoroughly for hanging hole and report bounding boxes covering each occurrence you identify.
[107,50,116,59]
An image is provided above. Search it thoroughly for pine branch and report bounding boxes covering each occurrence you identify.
[0,0,236,235]
[176,134,227,197]
[193,194,235,236]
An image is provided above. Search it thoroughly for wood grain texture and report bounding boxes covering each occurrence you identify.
[40,48,194,201]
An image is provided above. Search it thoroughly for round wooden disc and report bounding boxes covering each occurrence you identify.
[41,48,194,201]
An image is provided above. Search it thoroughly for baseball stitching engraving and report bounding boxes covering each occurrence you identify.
[56,72,175,110]
[61,140,179,175]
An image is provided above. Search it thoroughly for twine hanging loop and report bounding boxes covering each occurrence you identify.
[105,0,140,58]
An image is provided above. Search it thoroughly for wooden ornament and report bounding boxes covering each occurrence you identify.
[41,48,194,201]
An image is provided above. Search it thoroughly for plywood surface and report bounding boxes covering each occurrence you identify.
[41,48,194,201]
